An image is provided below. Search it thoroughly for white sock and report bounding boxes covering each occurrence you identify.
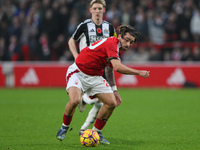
[62,123,70,128]
[80,102,103,130]
[92,126,101,132]
[62,123,70,129]
[82,93,98,105]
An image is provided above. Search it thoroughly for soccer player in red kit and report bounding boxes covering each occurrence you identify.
[56,25,150,144]
[68,0,118,144]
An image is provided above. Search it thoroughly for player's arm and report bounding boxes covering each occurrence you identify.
[68,37,79,59]
[113,31,117,38]
[106,25,117,86]
[68,22,84,59]
[110,24,117,38]
[105,66,121,106]
[110,59,150,78]
[104,66,116,87]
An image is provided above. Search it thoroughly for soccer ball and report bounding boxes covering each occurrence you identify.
[80,129,100,147]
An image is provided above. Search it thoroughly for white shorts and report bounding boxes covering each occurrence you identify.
[66,63,113,96]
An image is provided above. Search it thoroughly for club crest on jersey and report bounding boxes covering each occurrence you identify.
[103,28,109,35]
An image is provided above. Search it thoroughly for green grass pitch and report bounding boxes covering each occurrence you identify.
[0,88,200,150]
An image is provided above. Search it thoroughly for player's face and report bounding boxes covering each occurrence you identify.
[119,33,135,51]
[90,3,105,21]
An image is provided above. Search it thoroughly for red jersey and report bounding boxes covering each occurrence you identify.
[75,37,120,76]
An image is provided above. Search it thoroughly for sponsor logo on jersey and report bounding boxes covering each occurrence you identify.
[90,35,106,43]
[90,29,95,32]
[21,68,39,85]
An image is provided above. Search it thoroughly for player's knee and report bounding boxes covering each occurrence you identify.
[107,100,117,109]
[69,97,81,107]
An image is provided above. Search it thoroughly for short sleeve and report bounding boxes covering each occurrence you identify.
[72,23,84,41]
[109,24,117,38]
[106,38,119,60]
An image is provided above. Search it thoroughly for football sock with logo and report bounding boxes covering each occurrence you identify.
[81,102,103,130]
[63,114,72,126]
[93,118,107,131]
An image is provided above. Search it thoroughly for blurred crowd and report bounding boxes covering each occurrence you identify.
[0,0,200,62]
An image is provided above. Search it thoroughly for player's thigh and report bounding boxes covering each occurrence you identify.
[95,93,116,107]
[68,86,82,105]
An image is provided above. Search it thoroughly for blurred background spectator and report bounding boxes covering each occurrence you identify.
[0,0,200,62]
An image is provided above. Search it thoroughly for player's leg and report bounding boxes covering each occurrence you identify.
[57,87,82,141]
[79,102,103,135]
[57,64,83,141]
[78,93,98,112]
[83,94,98,104]
[92,93,117,145]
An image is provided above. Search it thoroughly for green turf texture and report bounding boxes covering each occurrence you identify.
[0,88,200,150]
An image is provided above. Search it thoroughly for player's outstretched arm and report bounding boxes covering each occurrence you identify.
[110,59,150,78]
[68,37,79,59]
[104,66,116,87]
[104,66,122,106]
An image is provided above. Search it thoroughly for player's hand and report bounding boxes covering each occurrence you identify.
[138,70,150,78]
[113,91,122,106]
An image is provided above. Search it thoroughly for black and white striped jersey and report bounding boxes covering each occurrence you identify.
[72,19,117,52]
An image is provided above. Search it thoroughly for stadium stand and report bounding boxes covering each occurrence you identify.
[0,0,200,62]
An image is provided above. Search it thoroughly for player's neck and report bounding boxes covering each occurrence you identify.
[92,18,103,26]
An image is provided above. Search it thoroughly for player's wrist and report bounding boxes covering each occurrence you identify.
[136,70,140,76]
[111,85,117,91]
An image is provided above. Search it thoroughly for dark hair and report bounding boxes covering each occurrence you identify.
[117,25,140,46]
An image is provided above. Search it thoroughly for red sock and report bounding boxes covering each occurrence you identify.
[94,118,107,130]
[63,114,72,126]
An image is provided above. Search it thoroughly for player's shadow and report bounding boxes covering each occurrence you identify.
[108,137,146,146]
